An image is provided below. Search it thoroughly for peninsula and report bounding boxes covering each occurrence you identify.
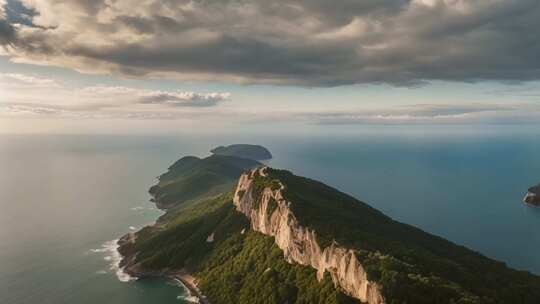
[118,145,540,304]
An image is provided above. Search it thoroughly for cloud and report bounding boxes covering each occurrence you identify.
[391,104,514,117]
[0,72,231,118]
[0,0,16,45]
[1,104,65,115]
[306,103,536,125]
[2,76,539,125]
[0,0,539,86]
[138,91,231,107]
[78,85,230,108]
[0,103,199,119]
[0,72,60,87]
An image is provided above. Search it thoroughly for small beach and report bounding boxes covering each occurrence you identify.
[172,271,210,304]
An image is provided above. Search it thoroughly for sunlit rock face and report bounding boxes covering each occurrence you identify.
[233,167,385,304]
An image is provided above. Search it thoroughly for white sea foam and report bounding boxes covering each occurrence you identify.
[174,279,200,303]
[130,205,156,211]
[90,239,136,282]
[129,226,137,231]
[178,295,200,303]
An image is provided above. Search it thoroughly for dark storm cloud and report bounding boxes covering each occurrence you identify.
[0,0,15,45]
[2,0,540,86]
[0,18,15,45]
[4,0,37,26]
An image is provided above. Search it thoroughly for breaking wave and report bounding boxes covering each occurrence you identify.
[173,279,200,303]
[90,239,136,282]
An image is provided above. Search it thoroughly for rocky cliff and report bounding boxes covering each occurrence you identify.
[524,183,540,205]
[233,167,385,304]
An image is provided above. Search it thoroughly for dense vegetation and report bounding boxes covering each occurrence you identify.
[264,168,540,304]
[198,231,358,304]
[119,193,246,270]
[120,192,357,303]
[210,144,273,160]
[148,154,260,209]
[120,148,540,304]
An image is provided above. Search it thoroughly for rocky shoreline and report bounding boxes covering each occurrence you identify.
[116,233,209,304]
[171,271,210,304]
[116,186,210,304]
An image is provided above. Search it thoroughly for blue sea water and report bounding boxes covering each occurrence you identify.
[1,129,540,303]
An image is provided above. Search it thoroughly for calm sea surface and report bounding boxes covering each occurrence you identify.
[1,130,540,303]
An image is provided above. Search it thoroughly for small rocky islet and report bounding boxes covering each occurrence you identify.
[524,183,540,206]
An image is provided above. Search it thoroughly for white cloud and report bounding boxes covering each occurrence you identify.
[307,103,540,125]
[0,73,60,87]
[0,0,6,19]
[0,72,231,118]
[139,91,231,107]
[1,72,539,126]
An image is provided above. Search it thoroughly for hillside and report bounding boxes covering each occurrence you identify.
[235,167,540,303]
[210,144,272,161]
[119,152,540,304]
[148,154,260,210]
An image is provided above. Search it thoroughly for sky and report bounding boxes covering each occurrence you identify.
[1,0,540,134]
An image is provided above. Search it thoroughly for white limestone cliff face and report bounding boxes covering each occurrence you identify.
[233,167,385,304]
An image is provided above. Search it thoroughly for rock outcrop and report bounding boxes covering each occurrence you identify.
[524,184,540,206]
[233,167,385,304]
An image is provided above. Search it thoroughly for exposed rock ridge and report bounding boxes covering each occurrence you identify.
[233,167,385,304]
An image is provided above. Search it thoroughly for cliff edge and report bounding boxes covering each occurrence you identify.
[231,166,540,304]
[233,167,384,304]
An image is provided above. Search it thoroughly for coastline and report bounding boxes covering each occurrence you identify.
[116,191,210,304]
[170,270,210,304]
[116,232,210,304]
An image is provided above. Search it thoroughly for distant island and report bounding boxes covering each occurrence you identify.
[118,145,540,304]
[524,183,540,206]
[210,144,272,160]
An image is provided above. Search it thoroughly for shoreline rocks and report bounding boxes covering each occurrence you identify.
[116,234,209,304]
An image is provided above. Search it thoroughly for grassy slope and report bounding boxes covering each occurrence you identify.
[149,154,260,209]
[265,168,540,304]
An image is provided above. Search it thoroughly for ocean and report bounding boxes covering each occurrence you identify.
[1,129,540,303]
